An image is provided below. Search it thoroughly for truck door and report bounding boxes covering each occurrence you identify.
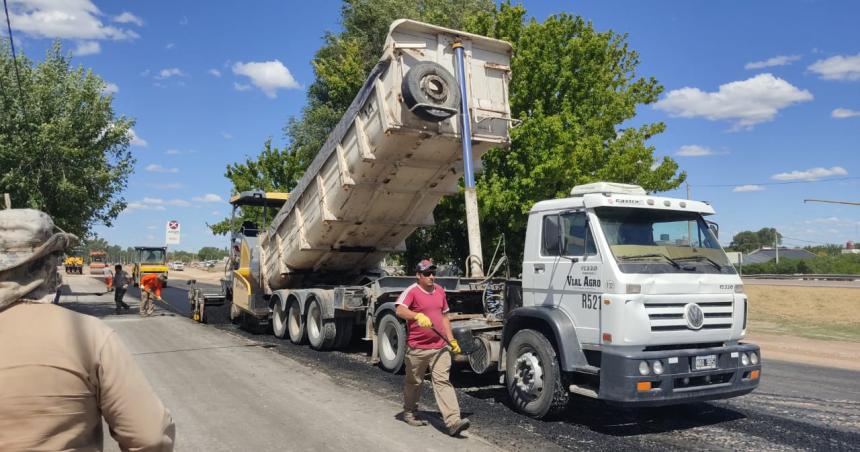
[522,213,565,308]
[557,212,602,345]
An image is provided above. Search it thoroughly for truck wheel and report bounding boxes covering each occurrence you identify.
[272,301,288,339]
[505,329,569,419]
[306,298,336,350]
[333,317,354,349]
[377,313,406,373]
[287,300,306,344]
[401,61,460,122]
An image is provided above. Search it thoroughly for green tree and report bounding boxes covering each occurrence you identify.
[219,1,685,273]
[209,138,307,235]
[729,227,783,254]
[197,247,228,261]
[0,42,135,238]
[729,231,761,254]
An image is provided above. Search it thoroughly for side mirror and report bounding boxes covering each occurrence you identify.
[708,221,719,239]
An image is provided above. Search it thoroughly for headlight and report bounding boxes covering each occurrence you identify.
[750,352,759,365]
[638,360,650,376]
[741,353,750,366]
[652,360,664,375]
[735,284,745,294]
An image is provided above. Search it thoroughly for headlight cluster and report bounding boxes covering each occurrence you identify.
[638,360,665,375]
[740,351,759,366]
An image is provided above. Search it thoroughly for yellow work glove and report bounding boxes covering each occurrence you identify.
[414,312,433,328]
[449,339,462,354]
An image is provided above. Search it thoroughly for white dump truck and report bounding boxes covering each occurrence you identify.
[192,19,760,419]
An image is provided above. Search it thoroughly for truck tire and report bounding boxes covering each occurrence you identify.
[272,301,288,339]
[333,317,354,349]
[401,61,460,122]
[377,313,406,373]
[307,297,336,350]
[287,300,306,344]
[505,329,569,419]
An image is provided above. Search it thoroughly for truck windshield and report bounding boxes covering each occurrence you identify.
[140,250,166,264]
[594,207,735,274]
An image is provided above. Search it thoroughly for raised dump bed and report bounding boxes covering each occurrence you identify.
[262,20,513,289]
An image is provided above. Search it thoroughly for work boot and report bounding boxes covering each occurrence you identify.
[448,418,470,436]
[402,412,427,427]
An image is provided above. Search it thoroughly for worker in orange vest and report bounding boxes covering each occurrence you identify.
[139,273,166,317]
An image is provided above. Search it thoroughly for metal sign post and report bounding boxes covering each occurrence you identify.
[165,220,181,245]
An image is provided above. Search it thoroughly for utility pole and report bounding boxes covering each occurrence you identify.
[774,231,779,264]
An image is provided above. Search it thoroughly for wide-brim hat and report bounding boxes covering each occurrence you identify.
[0,209,77,272]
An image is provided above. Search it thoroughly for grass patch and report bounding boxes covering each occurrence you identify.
[746,285,860,342]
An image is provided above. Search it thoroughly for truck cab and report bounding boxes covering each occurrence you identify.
[506,182,760,417]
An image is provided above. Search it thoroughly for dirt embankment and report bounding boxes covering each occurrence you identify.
[745,284,860,371]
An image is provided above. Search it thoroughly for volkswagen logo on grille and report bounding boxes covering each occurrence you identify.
[684,303,705,330]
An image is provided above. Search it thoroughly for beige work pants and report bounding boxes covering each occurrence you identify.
[140,290,156,316]
[403,347,461,428]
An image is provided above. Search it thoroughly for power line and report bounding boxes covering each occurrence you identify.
[3,0,28,122]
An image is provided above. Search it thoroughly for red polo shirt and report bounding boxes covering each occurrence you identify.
[395,283,449,349]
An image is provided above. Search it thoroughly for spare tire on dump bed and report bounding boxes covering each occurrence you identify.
[401,61,460,122]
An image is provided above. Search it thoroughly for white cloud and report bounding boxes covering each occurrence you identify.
[808,53,860,81]
[233,82,252,92]
[139,197,189,207]
[771,166,848,181]
[113,12,143,26]
[102,82,119,95]
[146,225,157,230]
[179,16,189,26]
[232,60,300,98]
[145,164,179,173]
[128,129,147,147]
[156,68,187,79]
[165,43,175,50]
[733,185,765,192]
[148,182,182,190]
[745,55,801,70]
[221,131,233,139]
[832,108,860,119]
[654,74,813,130]
[165,149,181,155]
[208,68,222,77]
[211,210,221,216]
[193,194,223,203]
[125,201,165,212]
[8,0,140,41]
[676,145,714,157]
[72,40,100,56]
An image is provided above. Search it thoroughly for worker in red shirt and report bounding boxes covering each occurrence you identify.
[139,273,166,317]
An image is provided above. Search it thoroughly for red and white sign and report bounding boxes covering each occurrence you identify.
[165,220,181,245]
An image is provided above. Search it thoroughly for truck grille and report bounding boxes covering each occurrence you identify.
[644,300,733,332]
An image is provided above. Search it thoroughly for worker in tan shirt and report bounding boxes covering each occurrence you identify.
[0,209,175,451]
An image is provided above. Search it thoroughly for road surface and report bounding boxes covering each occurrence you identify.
[62,274,860,451]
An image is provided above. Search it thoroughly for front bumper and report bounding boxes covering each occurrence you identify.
[598,343,761,406]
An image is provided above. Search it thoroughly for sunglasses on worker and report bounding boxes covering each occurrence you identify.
[420,270,436,277]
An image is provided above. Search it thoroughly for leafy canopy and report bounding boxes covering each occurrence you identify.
[0,42,135,238]
[219,1,685,273]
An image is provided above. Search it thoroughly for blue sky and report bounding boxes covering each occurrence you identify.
[5,0,859,252]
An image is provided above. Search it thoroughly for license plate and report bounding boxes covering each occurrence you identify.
[694,354,717,370]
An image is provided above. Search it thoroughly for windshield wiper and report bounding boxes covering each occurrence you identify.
[617,253,682,269]
[674,255,723,270]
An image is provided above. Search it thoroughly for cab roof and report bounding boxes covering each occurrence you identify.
[229,191,289,208]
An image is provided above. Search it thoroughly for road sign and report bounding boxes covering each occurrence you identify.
[166,220,181,245]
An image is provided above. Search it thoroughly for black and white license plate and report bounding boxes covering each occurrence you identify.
[693,354,717,370]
